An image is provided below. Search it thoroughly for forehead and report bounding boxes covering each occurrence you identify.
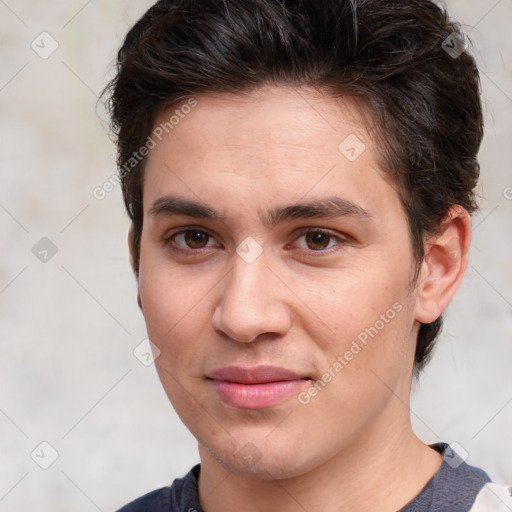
[151,85,370,156]
[142,85,400,224]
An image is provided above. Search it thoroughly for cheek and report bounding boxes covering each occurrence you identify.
[138,244,210,331]
[138,264,212,409]
[295,262,410,347]
[292,295,414,446]
[292,266,416,416]
[137,259,208,367]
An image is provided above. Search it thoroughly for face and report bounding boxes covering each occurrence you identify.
[136,86,421,479]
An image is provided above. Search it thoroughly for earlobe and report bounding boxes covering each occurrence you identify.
[414,205,471,324]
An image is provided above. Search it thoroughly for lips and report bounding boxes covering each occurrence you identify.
[207,365,310,409]
[209,365,306,384]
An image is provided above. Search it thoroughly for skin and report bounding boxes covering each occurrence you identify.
[130,85,471,512]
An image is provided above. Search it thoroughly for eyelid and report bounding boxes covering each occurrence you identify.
[293,226,344,239]
[164,225,216,239]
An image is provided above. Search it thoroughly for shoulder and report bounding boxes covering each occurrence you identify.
[469,483,512,512]
[430,442,511,512]
[115,486,172,512]
[113,464,201,512]
[401,442,509,512]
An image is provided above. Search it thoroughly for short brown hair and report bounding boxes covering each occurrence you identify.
[103,0,483,373]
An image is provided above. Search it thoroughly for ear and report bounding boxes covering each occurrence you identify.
[414,205,471,324]
[127,225,143,311]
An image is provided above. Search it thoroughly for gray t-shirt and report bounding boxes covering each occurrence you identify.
[115,442,492,512]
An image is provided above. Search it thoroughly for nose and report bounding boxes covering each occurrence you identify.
[211,250,292,344]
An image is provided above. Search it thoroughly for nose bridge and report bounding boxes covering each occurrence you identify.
[212,249,289,343]
[233,249,272,304]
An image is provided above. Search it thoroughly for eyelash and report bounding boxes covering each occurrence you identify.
[163,226,347,256]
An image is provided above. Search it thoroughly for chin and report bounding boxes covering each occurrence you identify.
[202,429,323,481]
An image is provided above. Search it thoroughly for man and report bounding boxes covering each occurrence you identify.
[103,0,512,510]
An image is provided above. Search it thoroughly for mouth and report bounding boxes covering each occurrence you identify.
[207,365,311,409]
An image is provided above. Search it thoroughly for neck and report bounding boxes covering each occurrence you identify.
[197,402,442,512]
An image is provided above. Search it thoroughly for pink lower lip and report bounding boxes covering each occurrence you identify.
[210,379,308,409]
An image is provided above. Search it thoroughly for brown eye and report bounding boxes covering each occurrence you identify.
[291,228,348,255]
[304,231,333,251]
[169,229,216,250]
[183,230,209,248]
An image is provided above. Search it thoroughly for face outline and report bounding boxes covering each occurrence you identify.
[132,85,456,481]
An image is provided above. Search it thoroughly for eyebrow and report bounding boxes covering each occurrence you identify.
[149,194,373,227]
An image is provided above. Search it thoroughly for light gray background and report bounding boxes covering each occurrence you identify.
[1,1,511,511]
